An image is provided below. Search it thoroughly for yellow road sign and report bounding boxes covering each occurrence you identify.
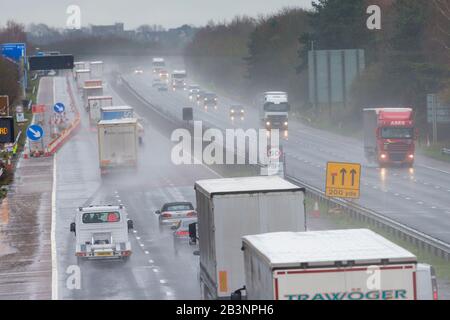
[326,162,361,199]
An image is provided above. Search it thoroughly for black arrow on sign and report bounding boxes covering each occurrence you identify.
[350,169,357,186]
[340,168,347,185]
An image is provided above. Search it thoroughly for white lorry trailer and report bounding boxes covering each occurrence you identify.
[97,119,139,176]
[83,84,104,112]
[90,61,104,79]
[88,96,113,125]
[75,69,90,89]
[241,229,438,300]
[194,176,306,300]
[70,205,134,261]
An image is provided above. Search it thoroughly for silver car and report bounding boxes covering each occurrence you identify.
[155,202,196,226]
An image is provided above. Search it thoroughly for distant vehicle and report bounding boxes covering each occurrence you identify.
[193,176,306,300]
[134,68,144,75]
[155,202,196,226]
[188,85,201,99]
[70,205,134,262]
[158,82,169,92]
[363,108,416,167]
[87,96,113,126]
[83,83,104,113]
[171,70,188,91]
[152,57,166,74]
[47,70,57,76]
[159,69,169,83]
[152,78,162,87]
[97,119,139,176]
[202,93,218,110]
[230,105,245,120]
[260,91,290,130]
[240,229,438,301]
[195,90,207,103]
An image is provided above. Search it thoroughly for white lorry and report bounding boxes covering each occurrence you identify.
[83,83,104,112]
[97,119,139,176]
[75,69,90,90]
[88,96,113,126]
[90,61,104,79]
[193,176,306,300]
[241,229,439,300]
[260,91,290,131]
[171,70,187,90]
[70,204,134,261]
[152,57,166,74]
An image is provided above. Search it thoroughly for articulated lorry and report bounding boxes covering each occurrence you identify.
[363,108,416,167]
[260,92,290,131]
[83,81,104,112]
[97,119,138,176]
[75,69,90,90]
[100,106,144,145]
[193,176,306,300]
[88,96,113,125]
[152,57,166,74]
[171,70,187,91]
[70,204,134,262]
[241,229,438,300]
[90,61,104,79]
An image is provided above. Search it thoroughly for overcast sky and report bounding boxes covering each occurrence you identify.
[1,0,313,29]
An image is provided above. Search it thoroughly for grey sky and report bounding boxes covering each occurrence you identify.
[1,0,313,29]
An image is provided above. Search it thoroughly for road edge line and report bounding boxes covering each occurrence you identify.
[51,153,58,300]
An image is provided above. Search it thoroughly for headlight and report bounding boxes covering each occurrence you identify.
[215,98,218,101]
[284,122,288,126]
[231,110,235,113]
[266,122,271,126]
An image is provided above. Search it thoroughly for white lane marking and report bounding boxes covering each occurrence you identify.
[140,243,144,247]
[51,153,58,300]
[136,236,141,240]
[394,193,399,196]
[148,259,154,264]
[405,197,411,200]
[417,202,424,205]
[153,268,159,273]
[160,280,167,284]
[418,165,450,176]
[431,206,437,209]
[145,251,149,255]
[133,230,137,234]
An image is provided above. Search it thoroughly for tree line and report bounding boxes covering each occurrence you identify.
[184,0,450,132]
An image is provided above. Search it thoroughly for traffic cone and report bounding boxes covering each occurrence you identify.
[312,201,320,218]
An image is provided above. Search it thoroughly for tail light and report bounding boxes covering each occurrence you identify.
[176,231,189,236]
[187,211,196,217]
[161,212,172,218]
[76,252,86,257]
[122,250,132,257]
[433,290,439,300]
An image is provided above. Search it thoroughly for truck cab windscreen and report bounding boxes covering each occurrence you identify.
[264,102,290,112]
[153,62,165,67]
[82,212,121,223]
[381,127,413,139]
[172,74,186,79]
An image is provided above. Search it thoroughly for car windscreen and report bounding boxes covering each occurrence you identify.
[172,74,186,79]
[82,211,121,223]
[381,127,413,139]
[163,204,193,211]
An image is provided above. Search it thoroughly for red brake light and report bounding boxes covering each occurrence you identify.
[187,211,196,217]
[433,290,439,300]
[161,212,172,218]
[176,231,189,236]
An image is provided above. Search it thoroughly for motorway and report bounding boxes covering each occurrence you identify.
[54,73,219,299]
[120,57,450,246]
